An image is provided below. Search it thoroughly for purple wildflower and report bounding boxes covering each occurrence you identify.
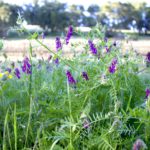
[41,32,45,39]
[109,58,118,74]
[66,26,73,45]
[82,72,89,80]
[146,88,150,99]
[54,58,59,65]
[56,37,62,51]
[66,70,76,84]
[22,57,31,74]
[109,65,116,74]
[106,47,110,53]
[132,139,147,150]
[14,68,21,79]
[88,40,97,55]
[5,68,11,73]
[83,118,90,129]
[146,52,150,62]
[112,58,118,65]
[104,37,108,43]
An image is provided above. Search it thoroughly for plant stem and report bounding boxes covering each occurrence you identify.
[14,104,17,150]
[67,81,73,148]
[25,96,33,147]
[25,42,33,147]
[3,108,9,150]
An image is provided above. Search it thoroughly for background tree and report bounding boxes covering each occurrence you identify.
[67,4,85,26]
[0,0,150,37]
[87,4,100,15]
[0,2,10,36]
[0,2,22,36]
[85,4,100,27]
[23,1,70,33]
[100,2,136,29]
[145,6,150,31]
[134,3,149,34]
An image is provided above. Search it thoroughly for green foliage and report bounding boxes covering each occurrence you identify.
[0,25,150,149]
[0,40,3,50]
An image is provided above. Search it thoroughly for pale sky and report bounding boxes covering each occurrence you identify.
[3,0,150,8]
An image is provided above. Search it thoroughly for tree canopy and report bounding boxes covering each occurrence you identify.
[0,0,150,37]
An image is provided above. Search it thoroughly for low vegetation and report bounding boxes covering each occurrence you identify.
[0,24,150,150]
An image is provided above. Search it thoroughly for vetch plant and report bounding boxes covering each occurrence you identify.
[66,25,73,45]
[0,20,150,150]
[66,70,76,85]
[88,40,97,55]
[82,72,89,81]
[146,52,150,67]
[146,52,150,63]
[109,58,118,74]
[132,139,147,150]
[22,57,31,74]
[145,88,150,99]
[14,68,21,79]
[56,37,62,51]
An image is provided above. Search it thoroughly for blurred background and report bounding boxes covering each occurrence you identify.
[0,0,150,59]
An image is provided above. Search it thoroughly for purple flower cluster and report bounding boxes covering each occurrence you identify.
[41,32,45,39]
[132,139,146,150]
[146,52,150,62]
[146,88,150,99]
[22,57,31,74]
[66,26,73,45]
[66,70,76,84]
[109,58,118,74]
[56,37,62,51]
[88,40,97,55]
[5,68,11,73]
[83,118,90,129]
[106,46,110,53]
[14,68,21,79]
[82,72,89,80]
[104,37,108,43]
[54,58,59,65]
